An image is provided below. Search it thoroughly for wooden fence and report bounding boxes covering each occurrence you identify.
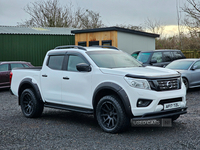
[182,50,200,58]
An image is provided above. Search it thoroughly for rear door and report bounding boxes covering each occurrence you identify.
[0,64,10,88]
[40,54,65,103]
[162,51,173,67]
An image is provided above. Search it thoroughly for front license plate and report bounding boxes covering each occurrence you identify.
[164,102,181,110]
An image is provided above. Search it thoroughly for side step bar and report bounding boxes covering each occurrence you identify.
[44,102,94,114]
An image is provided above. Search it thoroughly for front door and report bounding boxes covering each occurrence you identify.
[61,53,92,108]
[190,61,200,86]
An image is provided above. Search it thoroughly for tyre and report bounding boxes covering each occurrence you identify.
[171,114,180,121]
[96,95,130,133]
[20,88,44,118]
[182,77,189,90]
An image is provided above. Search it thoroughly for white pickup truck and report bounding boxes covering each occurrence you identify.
[10,45,187,133]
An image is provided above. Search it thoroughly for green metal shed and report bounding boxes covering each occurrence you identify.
[0,26,75,66]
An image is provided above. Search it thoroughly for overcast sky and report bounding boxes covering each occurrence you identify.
[0,0,187,26]
[0,0,188,36]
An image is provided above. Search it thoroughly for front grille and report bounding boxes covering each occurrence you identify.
[148,77,181,91]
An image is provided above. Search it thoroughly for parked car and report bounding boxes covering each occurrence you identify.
[137,49,186,67]
[10,45,187,133]
[131,51,141,59]
[0,61,33,89]
[165,58,200,90]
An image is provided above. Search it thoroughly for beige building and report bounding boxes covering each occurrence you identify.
[71,26,159,55]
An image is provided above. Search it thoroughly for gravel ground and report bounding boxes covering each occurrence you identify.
[0,88,200,150]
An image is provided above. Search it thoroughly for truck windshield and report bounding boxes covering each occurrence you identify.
[87,51,142,68]
[137,52,151,63]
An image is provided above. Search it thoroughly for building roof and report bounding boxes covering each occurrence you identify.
[0,26,74,35]
[71,26,160,38]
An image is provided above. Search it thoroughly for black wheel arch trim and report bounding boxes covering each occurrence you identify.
[18,78,43,105]
[93,82,133,117]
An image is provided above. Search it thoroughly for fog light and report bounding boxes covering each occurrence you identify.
[137,99,153,107]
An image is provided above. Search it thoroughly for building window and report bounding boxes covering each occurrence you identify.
[89,41,99,46]
[78,41,87,47]
[102,40,112,46]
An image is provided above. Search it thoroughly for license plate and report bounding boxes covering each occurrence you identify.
[164,102,181,110]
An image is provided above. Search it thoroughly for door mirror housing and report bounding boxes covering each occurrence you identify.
[150,60,157,64]
[76,63,91,72]
[192,65,198,70]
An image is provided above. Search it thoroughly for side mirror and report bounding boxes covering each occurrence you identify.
[76,63,91,72]
[192,65,198,70]
[150,60,157,64]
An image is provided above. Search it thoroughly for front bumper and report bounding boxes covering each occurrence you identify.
[131,107,187,120]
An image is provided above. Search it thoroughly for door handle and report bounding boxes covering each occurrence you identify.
[42,75,48,77]
[63,77,69,80]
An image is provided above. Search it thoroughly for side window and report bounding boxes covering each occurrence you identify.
[23,64,29,68]
[151,52,162,63]
[67,55,88,72]
[193,61,200,69]
[0,64,9,72]
[173,51,183,59]
[163,52,172,62]
[11,63,24,70]
[47,55,64,70]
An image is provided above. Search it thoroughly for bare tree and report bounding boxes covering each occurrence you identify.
[182,0,200,35]
[73,8,104,29]
[18,0,104,29]
[18,0,73,27]
[144,18,165,37]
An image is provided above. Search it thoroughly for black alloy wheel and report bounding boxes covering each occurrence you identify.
[100,101,118,129]
[22,92,34,115]
[96,95,130,133]
[20,89,44,118]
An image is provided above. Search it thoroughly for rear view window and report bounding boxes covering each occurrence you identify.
[48,55,64,70]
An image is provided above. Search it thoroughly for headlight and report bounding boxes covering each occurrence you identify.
[124,77,151,90]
